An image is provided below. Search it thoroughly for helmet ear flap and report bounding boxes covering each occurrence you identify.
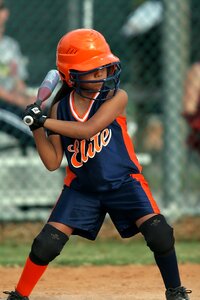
[69,72,76,87]
[59,70,74,87]
[58,71,65,81]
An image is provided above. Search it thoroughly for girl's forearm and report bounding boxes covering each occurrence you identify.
[44,118,92,140]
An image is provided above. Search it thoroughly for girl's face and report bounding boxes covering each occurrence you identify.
[78,67,108,92]
[70,63,121,100]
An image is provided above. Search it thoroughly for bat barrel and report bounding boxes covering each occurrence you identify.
[23,69,60,127]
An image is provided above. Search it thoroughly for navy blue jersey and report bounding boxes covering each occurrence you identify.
[57,90,142,192]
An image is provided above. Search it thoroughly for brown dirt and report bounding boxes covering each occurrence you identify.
[0,264,199,300]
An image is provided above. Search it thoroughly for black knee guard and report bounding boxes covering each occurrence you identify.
[139,214,175,255]
[29,224,69,265]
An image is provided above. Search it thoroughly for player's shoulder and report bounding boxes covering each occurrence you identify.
[107,88,128,102]
[105,88,128,116]
[107,88,128,100]
[115,88,128,105]
[116,88,128,97]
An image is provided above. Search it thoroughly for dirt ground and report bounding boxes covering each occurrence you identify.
[0,264,199,300]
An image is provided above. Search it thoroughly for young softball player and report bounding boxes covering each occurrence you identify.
[4,29,191,300]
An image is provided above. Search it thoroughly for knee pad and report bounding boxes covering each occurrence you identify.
[139,214,174,255]
[29,224,69,265]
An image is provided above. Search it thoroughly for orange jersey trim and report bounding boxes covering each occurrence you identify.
[116,116,142,173]
[131,174,160,213]
[69,91,95,122]
[64,166,77,187]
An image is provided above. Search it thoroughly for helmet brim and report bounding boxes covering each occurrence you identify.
[69,53,120,72]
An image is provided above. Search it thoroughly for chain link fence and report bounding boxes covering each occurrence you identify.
[0,0,199,221]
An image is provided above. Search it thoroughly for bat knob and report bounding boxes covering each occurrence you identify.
[23,115,34,126]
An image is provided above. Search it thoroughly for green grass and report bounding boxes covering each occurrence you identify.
[0,238,199,266]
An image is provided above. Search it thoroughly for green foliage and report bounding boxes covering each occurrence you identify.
[0,238,199,267]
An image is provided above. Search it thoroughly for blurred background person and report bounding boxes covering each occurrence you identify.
[0,0,36,154]
[121,0,164,158]
[121,0,163,38]
[182,62,200,155]
[0,0,34,107]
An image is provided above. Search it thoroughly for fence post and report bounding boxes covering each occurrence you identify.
[83,0,94,28]
[67,0,81,30]
[162,0,190,209]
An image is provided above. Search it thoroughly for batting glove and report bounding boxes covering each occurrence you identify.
[23,103,47,131]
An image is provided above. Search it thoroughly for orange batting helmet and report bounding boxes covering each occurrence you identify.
[56,28,121,100]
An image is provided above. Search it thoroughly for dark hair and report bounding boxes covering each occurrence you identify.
[48,81,73,116]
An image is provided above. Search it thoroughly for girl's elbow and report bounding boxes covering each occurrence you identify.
[83,132,96,140]
[82,132,93,140]
[46,165,59,172]
[77,128,94,140]
[43,161,61,171]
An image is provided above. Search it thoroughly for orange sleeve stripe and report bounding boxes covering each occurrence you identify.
[131,174,160,213]
[116,116,142,173]
[64,166,77,187]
